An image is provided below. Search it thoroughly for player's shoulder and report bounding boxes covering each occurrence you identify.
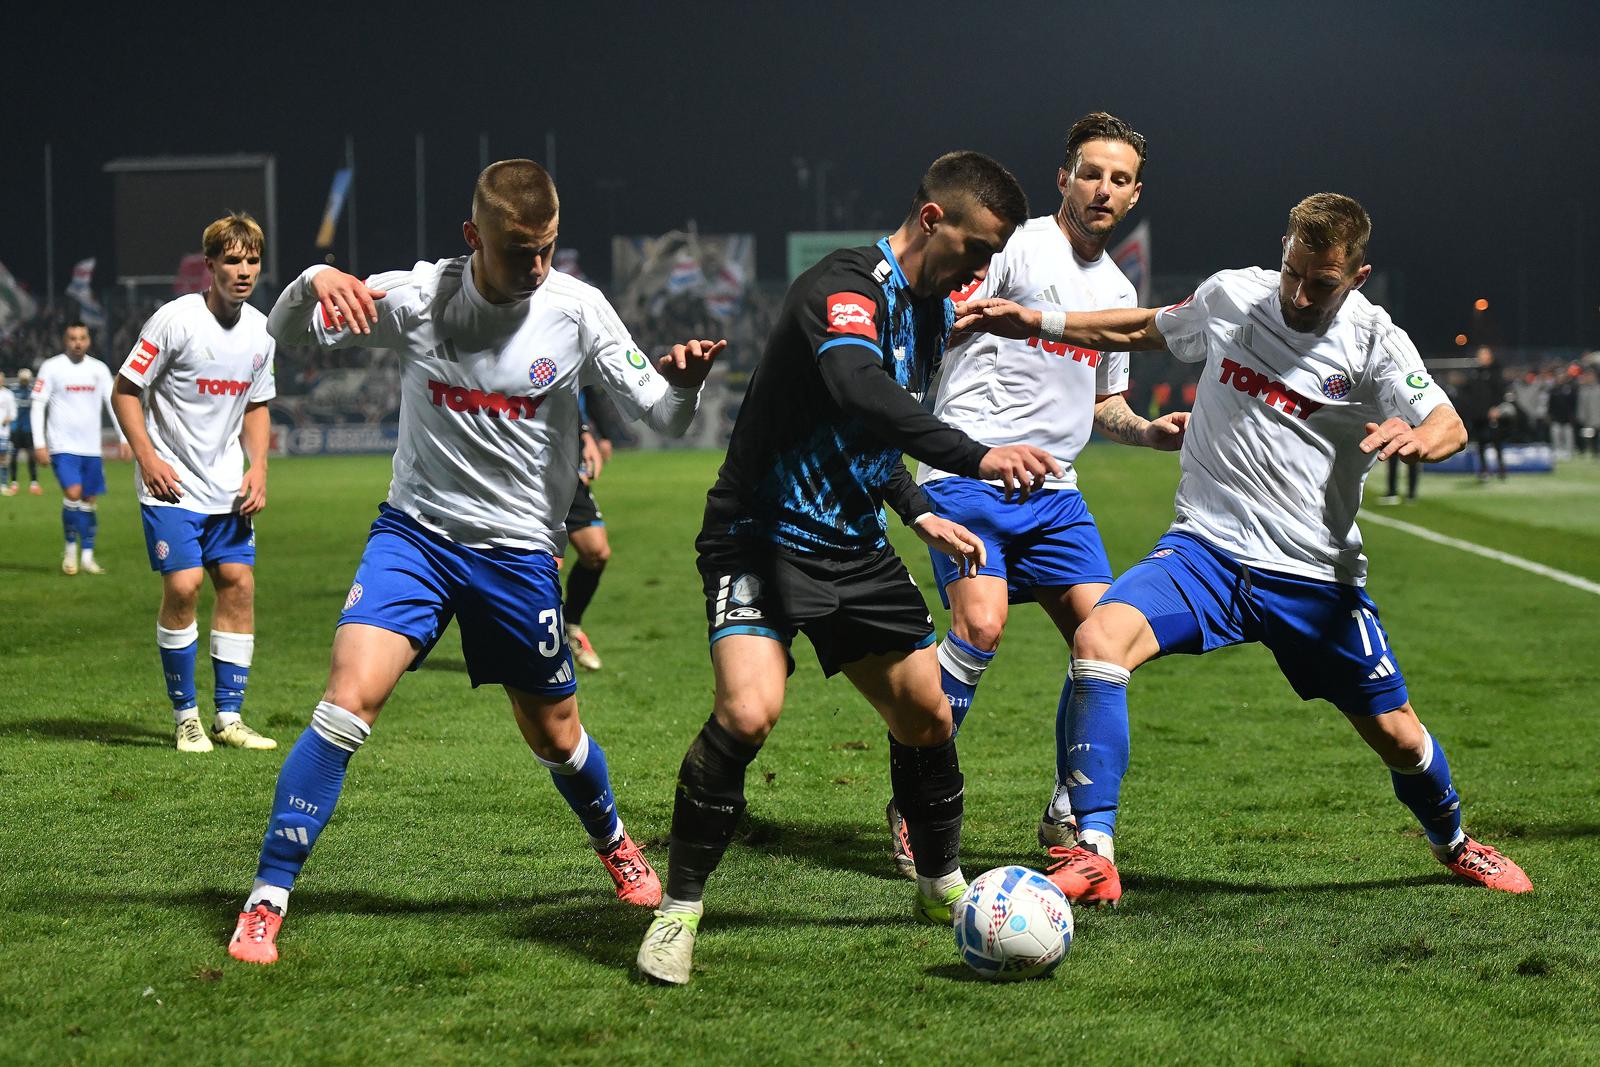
[796,245,887,302]
[537,269,616,321]
[372,257,456,309]
[141,293,208,341]
[1182,266,1276,316]
[1338,288,1414,358]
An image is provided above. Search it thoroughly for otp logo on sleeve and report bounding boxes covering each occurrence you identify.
[825,292,877,339]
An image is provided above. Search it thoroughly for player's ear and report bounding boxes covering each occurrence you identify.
[463,220,482,252]
[1127,180,1143,210]
[919,201,943,235]
[1351,263,1372,289]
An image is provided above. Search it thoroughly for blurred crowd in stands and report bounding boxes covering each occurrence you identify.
[6,285,1600,460]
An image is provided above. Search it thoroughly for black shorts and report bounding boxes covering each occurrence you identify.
[11,431,33,452]
[565,481,604,534]
[696,529,935,677]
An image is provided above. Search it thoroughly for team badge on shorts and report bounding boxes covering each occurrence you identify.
[1321,373,1352,400]
[529,358,558,388]
[155,540,170,560]
[1148,548,1174,559]
[730,574,761,606]
[344,582,364,610]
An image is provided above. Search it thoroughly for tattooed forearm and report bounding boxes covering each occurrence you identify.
[1093,395,1149,446]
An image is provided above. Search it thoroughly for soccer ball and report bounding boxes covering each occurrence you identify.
[952,865,1074,981]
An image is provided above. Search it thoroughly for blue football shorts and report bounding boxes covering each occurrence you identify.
[141,505,256,572]
[922,478,1114,607]
[1098,530,1408,716]
[338,504,577,696]
[52,452,107,497]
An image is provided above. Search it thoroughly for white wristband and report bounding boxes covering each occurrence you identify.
[1040,310,1067,344]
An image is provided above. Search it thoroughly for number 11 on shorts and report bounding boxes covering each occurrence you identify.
[1350,607,1387,657]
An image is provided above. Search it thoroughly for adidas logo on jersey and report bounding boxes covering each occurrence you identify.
[1217,357,1324,420]
[1367,655,1397,680]
[1028,284,1062,306]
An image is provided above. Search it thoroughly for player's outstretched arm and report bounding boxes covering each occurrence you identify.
[1360,405,1468,464]
[266,265,389,347]
[112,377,183,502]
[912,515,986,579]
[1093,393,1189,450]
[817,343,1061,500]
[953,298,1167,352]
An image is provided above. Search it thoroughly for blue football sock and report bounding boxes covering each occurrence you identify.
[62,501,79,546]
[936,633,994,734]
[156,623,199,714]
[1047,670,1076,820]
[210,631,254,718]
[80,502,97,549]
[1388,729,1464,852]
[538,729,622,846]
[1063,659,1132,839]
[256,702,369,890]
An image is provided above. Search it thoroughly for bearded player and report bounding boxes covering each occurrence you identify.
[957,192,1532,903]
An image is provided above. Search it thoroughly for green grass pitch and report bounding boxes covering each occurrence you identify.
[1,449,1597,1065]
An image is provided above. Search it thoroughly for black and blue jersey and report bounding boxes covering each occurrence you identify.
[703,238,988,556]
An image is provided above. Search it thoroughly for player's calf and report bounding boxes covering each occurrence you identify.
[230,702,370,960]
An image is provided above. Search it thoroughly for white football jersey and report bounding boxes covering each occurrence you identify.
[119,295,276,513]
[0,388,16,432]
[1154,267,1451,585]
[269,258,699,553]
[34,353,121,456]
[920,214,1134,490]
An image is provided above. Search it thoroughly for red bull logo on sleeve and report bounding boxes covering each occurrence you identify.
[1218,358,1324,420]
[428,379,548,420]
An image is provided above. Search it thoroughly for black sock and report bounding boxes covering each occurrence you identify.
[565,561,604,627]
[666,715,762,901]
[889,734,964,879]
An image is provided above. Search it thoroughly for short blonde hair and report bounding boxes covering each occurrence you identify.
[203,212,265,259]
[1286,193,1370,268]
[472,160,559,229]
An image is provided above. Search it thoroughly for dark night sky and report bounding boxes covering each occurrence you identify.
[5,1,1598,350]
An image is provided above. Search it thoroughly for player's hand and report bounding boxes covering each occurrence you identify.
[116,443,134,461]
[311,269,388,336]
[656,338,727,388]
[913,515,986,579]
[978,444,1062,502]
[952,298,1041,340]
[580,431,603,484]
[139,452,183,502]
[1142,411,1189,452]
[597,437,614,463]
[35,447,50,467]
[1361,418,1426,463]
[237,465,267,515]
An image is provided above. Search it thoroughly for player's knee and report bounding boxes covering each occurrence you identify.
[954,609,1005,652]
[63,486,83,502]
[1071,614,1125,665]
[713,700,779,746]
[579,544,610,570]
